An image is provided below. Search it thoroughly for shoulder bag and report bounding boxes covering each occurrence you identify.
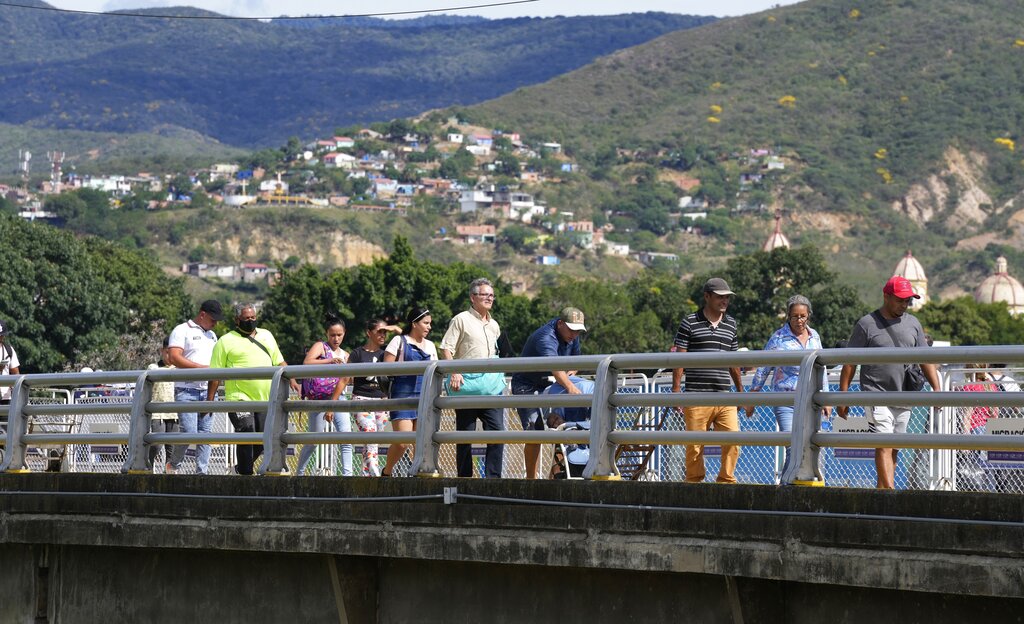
[301,341,341,400]
[873,311,927,392]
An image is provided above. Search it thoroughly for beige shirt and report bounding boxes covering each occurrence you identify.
[440,308,501,360]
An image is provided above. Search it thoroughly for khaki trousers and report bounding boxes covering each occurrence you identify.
[683,404,740,483]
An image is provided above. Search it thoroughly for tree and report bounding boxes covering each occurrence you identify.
[260,237,531,363]
[916,297,991,346]
[0,216,189,372]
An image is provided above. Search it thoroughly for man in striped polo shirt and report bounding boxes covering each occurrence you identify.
[672,277,746,483]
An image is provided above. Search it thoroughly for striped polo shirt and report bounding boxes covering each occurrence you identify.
[673,309,738,392]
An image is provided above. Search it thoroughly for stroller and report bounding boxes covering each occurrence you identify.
[543,377,594,479]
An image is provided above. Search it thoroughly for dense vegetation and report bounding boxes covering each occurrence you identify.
[0,4,713,147]
[0,215,191,372]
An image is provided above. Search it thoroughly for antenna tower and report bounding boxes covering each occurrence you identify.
[17,150,32,191]
[47,151,65,193]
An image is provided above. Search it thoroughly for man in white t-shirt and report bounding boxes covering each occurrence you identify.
[165,300,222,474]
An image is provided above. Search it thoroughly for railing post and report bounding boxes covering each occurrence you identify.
[259,368,291,476]
[411,361,442,478]
[0,376,30,473]
[122,370,154,474]
[781,350,824,485]
[584,356,621,481]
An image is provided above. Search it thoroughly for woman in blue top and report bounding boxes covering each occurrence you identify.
[381,306,437,477]
[743,295,829,474]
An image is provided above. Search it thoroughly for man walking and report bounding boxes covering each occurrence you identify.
[440,278,506,478]
[207,303,295,475]
[837,276,940,489]
[510,307,586,479]
[672,278,746,484]
[165,299,222,474]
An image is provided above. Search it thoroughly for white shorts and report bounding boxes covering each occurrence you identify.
[868,406,911,434]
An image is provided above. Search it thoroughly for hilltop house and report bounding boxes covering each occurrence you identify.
[323,152,357,170]
[182,262,237,281]
[209,164,239,181]
[456,224,496,244]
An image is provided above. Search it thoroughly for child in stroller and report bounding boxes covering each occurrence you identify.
[543,376,594,479]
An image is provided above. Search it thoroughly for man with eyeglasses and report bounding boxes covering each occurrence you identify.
[440,278,506,478]
[836,275,940,489]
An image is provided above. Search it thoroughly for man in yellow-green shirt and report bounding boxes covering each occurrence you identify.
[207,303,294,475]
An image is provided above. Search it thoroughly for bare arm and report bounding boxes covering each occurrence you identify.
[165,346,207,369]
[302,341,327,365]
[671,347,686,393]
[552,370,580,394]
[922,363,940,391]
[835,364,856,419]
[206,379,220,403]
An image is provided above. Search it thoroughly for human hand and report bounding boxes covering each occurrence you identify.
[743,406,756,419]
[449,373,463,392]
[836,405,849,419]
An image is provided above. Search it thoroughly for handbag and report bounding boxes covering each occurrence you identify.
[903,364,927,392]
[301,341,341,400]
[445,356,506,396]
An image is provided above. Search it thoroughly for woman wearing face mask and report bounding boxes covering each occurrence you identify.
[295,314,351,476]
[380,306,436,477]
[333,318,401,476]
[743,295,830,478]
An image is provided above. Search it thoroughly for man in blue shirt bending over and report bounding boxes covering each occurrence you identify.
[510,307,586,479]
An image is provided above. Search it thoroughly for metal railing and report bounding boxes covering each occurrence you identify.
[2,347,1024,487]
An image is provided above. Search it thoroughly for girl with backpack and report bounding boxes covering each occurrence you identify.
[295,314,352,476]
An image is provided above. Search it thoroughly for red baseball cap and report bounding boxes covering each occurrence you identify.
[883,276,920,299]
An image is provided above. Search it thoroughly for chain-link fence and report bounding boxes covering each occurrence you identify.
[946,366,1024,493]
[644,371,937,488]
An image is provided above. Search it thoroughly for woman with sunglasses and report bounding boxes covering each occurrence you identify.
[339,318,401,476]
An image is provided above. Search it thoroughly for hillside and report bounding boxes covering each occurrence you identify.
[463,0,1024,298]
[0,4,713,147]
[0,122,244,176]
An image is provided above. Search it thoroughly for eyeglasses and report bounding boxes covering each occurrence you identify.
[789,315,809,321]
[473,293,496,300]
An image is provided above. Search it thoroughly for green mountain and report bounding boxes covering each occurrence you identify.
[464,0,1024,297]
[0,123,244,177]
[0,3,713,147]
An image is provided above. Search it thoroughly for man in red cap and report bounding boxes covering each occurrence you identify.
[836,276,940,489]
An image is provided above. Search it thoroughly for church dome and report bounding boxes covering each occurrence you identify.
[893,250,927,282]
[762,210,790,251]
[974,256,1024,315]
[893,250,929,306]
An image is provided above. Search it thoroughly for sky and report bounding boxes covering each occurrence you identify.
[46,0,804,20]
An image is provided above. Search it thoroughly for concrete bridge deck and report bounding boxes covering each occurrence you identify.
[1,475,1022,623]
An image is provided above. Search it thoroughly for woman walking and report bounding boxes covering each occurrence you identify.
[337,318,401,476]
[295,314,352,476]
[743,295,829,477]
[380,307,436,477]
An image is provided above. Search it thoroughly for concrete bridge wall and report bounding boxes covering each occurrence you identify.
[1,475,1021,623]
